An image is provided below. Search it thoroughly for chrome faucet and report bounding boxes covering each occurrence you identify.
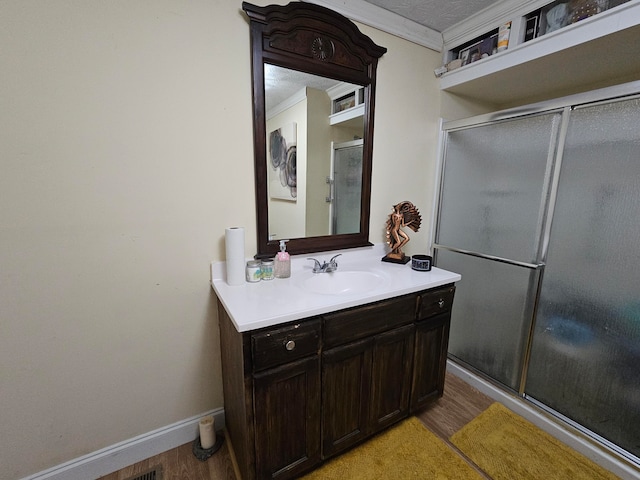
[307,254,341,273]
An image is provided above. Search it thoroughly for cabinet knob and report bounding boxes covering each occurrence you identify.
[285,340,296,351]
[438,299,445,308]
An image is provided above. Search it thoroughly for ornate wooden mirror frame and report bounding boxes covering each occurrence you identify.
[243,1,387,257]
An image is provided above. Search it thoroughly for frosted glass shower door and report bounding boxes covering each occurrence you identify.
[332,140,363,235]
[526,97,640,459]
[437,249,542,388]
[437,113,562,263]
[436,112,561,390]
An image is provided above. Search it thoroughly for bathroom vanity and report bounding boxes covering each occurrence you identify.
[211,246,460,480]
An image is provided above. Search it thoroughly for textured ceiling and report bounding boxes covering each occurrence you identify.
[361,0,501,32]
[265,64,341,112]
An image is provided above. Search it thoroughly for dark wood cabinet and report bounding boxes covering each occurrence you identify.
[218,284,455,480]
[321,324,414,458]
[369,324,414,432]
[322,337,372,457]
[254,356,321,479]
[218,313,322,480]
[411,285,455,411]
[321,294,416,458]
[411,313,451,411]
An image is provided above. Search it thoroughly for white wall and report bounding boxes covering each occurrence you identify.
[267,99,307,240]
[306,87,332,237]
[0,1,443,478]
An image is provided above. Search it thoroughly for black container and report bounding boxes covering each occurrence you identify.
[411,254,432,271]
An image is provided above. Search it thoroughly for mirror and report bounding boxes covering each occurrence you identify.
[265,65,365,240]
[243,1,386,257]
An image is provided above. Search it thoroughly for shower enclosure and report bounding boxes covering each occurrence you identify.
[330,139,363,235]
[434,82,640,463]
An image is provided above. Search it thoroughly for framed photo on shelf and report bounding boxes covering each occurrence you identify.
[459,40,482,65]
[524,14,540,41]
[333,93,356,113]
[468,47,481,63]
[459,48,470,65]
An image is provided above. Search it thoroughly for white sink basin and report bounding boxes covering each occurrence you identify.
[302,270,386,296]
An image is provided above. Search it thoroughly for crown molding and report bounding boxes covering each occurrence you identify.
[302,0,443,51]
[267,87,307,121]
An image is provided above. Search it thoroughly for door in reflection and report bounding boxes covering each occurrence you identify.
[332,140,363,235]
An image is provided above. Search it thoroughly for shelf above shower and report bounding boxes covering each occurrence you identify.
[439,0,640,105]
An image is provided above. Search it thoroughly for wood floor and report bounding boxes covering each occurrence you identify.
[416,372,494,479]
[98,439,237,480]
[100,371,493,480]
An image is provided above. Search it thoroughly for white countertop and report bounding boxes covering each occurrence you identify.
[210,244,461,332]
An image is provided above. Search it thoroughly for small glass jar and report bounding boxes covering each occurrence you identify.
[246,260,262,283]
[260,259,274,281]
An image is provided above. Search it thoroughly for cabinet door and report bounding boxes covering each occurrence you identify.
[321,337,373,459]
[254,356,321,480]
[369,324,414,433]
[411,313,451,412]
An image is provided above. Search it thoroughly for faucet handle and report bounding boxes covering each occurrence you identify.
[307,258,322,273]
[325,254,341,272]
[329,254,342,266]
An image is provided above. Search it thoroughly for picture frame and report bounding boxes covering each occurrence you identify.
[459,48,470,66]
[267,122,297,201]
[524,14,540,42]
[333,93,356,113]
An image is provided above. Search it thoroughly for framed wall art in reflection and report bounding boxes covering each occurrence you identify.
[268,122,297,201]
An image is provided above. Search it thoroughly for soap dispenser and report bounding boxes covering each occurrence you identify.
[274,240,291,278]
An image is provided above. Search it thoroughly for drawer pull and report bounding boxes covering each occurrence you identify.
[285,340,296,351]
[438,299,445,308]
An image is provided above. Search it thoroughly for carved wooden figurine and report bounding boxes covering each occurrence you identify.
[382,201,422,264]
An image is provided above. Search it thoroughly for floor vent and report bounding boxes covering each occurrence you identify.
[123,465,163,480]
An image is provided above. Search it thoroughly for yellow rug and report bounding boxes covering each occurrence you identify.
[301,416,484,479]
[450,402,620,480]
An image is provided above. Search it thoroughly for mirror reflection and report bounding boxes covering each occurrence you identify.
[264,64,365,241]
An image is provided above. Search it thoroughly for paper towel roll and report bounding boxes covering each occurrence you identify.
[225,227,245,286]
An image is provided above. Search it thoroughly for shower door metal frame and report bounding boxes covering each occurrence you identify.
[434,107,566,395]
[330,138,364,235]
[432,79,640,463]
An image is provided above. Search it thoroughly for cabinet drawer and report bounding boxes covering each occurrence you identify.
[324,295,416,348]
[252,319,321,371]
[417,285,455,321]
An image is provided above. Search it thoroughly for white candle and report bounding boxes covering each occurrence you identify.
[199,415,215,449]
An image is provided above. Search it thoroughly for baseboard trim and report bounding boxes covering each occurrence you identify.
[21,409,225,480]
[447,360,640,480]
